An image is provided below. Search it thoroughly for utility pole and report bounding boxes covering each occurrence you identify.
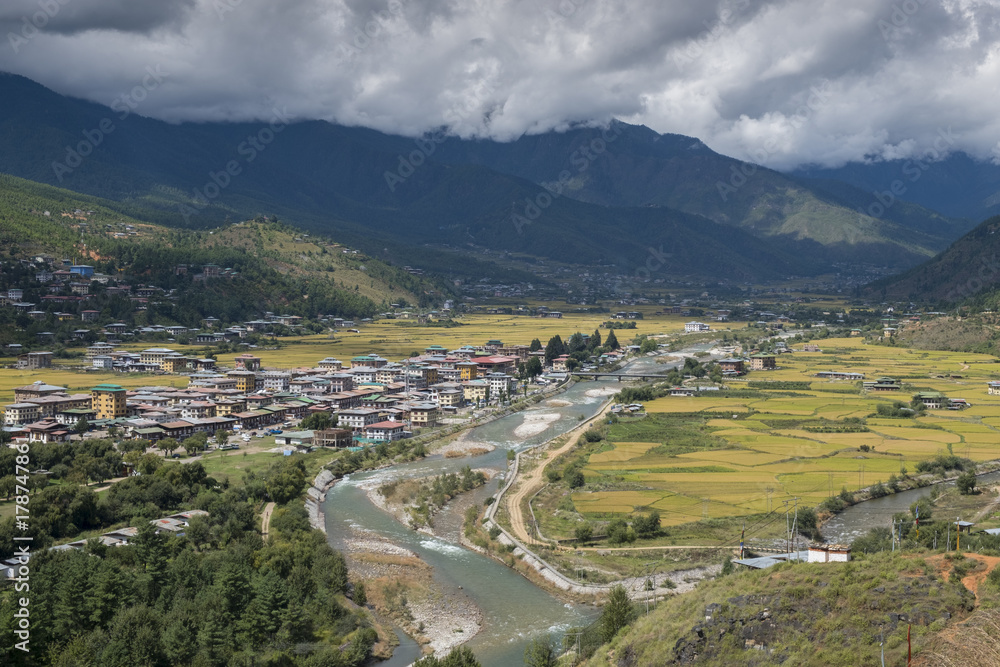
[792,498,799,557]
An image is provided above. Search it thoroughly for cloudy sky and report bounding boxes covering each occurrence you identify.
[3,0,1000,169]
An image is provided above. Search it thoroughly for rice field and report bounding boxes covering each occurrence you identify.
[573,336,1000,524]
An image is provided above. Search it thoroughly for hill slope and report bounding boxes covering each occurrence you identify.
[792,151,1000,223]
[865,215,1000,302]
[0,72,970,279]
[585,553,979,666]
[0,173,442,324]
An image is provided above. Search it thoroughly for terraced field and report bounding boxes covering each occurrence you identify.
[572,337,1000,526]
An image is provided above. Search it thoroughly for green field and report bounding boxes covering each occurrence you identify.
[571,337,1000,526]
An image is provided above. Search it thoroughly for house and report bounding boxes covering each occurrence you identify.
[4,403,40,425]
[988,381,1000,396]
[140,347,176,369]
[863,377,901,392]
[22,419,72,443]
[473,355,518,375]
[684,321,710,333]
[408,402,438,428]
[802,343,821,352]
[70,265,94,277]
[913,392,946,409]
[14,382,67,402]
[18,351,53,369]
[807,543,852,563]
[669,387,695,397]
[338,408,383,430]
[234,354,261,371]
[552,354,571,372]
[92,355,113,370]
[318,357,343,371]
[364,420,406,442]
[274,430,314,446]
[815,371,865,380]
[718,358,745,375]
[749,354,776,371]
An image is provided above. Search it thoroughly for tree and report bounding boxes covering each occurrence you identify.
[606,329,619,350]
[529,338,542,352]
[157,437,179,457]
[73,417,90,434]
[589,329,602,350]
[524,356,543,379]
[574,523,593,543]
[599,584,636,643]
[300,412,335,430]
[214,429,230,448]
[565,469,585,489]
[524,637,558,667]
[639,338,658,354]
[353,580,367,606]
[415,646,481,666]
[544,335,566,365]
[632,511,661,538]
[957,470,978,495]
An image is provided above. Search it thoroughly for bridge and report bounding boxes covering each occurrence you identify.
[570,371,673,381]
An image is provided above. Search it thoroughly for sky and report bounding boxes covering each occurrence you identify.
[3,0,1000,169]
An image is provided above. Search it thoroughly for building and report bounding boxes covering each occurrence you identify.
[234,354,261,371]
[140,347,176,369]
[807,543,852,563]
[18,351,53,369]
[814,371,865,381]
[684,321,710,333]
[863,377,901,392]
[749,354,776,371]
[92,355,113,370]
[14,382,67,402]
[92,383,127,420]
[364,420,406,441]
[314,428,354,447]
[988,381,1000,396]
[913,392,946,409]
[338,408,383,430]
[457,360,479,380]
[4,403,40,425]
[227,370,258,394]
[718,358,745,375]
[318,357,343,371]
[552,354,570,372]
[408,402,438,428]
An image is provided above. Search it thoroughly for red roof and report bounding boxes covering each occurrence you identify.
[365,420,404,430]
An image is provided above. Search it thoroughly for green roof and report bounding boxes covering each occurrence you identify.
[92,383,125,391]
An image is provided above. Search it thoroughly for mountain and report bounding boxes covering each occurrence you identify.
[0,73,970,281]
[792,151,1000,223]
[0,173,442,327]
[864,215,1000,302]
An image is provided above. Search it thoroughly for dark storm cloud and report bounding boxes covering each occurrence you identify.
[0,0,196,35]
[2,0,1000,168]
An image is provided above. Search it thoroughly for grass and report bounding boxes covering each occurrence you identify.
[582,551,984,667]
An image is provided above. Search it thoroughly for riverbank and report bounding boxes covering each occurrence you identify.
[342,527,483,657]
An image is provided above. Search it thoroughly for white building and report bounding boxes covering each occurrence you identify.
[684,321,710,333]
[807,543,851,563]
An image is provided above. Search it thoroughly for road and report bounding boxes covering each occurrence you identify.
[260,501,276,537]
[506,400,616,547]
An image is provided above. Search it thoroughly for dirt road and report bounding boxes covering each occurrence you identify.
[506,400,615,546]
[261,501,276,537]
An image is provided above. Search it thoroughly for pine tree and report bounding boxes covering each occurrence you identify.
[599,584,636,643]
[606,329,620,350]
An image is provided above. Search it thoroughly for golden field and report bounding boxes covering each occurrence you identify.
[574,337,1000,526]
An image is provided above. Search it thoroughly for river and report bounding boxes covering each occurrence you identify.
[823,470,1000,544]
[322,350,704,665]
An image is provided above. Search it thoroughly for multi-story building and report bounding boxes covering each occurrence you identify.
[227,370,257,394]
[4,403,40,425]
[140,347,175,369]
[92,383,127,420]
